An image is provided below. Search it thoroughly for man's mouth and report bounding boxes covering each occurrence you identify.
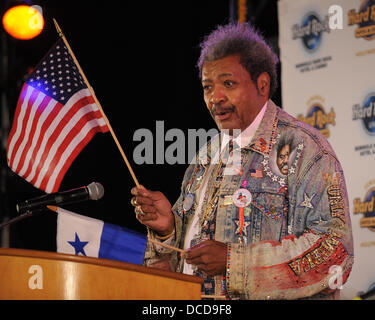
[212,106,235,121]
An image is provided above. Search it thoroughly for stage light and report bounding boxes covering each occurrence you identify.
[2,5,44,40]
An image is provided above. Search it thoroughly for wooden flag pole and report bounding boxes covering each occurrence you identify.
[52,19,140,187]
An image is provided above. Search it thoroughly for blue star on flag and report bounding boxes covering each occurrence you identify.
[68,232,89,256]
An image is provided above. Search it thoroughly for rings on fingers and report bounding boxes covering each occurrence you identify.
[135,205,145,217]
[130,197,138,207]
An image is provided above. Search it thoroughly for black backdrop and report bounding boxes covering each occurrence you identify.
[0,0,280,252]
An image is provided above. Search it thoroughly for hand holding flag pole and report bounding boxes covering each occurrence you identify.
[52,19,140,187]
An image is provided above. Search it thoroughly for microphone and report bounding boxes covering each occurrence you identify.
[16,182,104,214]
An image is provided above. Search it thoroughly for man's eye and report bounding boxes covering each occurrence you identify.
[224,80,235,87]
[203,85,211,91]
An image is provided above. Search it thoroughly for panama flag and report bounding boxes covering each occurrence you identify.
[56,207,147,265]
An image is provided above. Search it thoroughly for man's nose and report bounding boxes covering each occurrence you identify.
[209,87,227,105]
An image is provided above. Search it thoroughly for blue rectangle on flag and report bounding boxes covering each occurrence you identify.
[99,223,147,265]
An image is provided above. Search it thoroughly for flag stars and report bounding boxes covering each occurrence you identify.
[27,39,87,104]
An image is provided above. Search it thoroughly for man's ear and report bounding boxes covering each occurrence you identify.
[256,72,270,98]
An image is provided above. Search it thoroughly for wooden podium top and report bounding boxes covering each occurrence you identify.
[0,248,202,300]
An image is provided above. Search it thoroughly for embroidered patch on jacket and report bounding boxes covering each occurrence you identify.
[252,199,285,220]
[250,138,267,153]
[287,233,346,277]
[299,192,315,209]
[261,139,304,187]
[233,218,251,236]
[327,183,346,223]
[250,169,263,178]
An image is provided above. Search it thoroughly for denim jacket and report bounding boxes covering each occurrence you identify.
[144,100,354,300]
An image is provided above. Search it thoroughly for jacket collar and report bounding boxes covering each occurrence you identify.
[244,99,279,155]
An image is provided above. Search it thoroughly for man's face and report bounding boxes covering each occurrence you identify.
[277,144,290,175]
[201,55,265,133]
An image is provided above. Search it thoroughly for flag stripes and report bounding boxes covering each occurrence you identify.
[7,84,108,193]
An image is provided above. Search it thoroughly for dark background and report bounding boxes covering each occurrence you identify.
[0,0,280,252]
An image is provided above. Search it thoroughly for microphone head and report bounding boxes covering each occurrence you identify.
[87,182,104,200]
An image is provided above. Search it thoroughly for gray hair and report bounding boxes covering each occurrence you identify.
[197,23,279,98]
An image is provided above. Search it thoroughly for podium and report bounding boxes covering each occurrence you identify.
[0,248,203,300]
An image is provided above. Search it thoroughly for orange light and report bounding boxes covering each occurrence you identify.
[2,5,44,40]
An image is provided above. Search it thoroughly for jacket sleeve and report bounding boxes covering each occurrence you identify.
[143,165,194,271]
[226,153,354,299]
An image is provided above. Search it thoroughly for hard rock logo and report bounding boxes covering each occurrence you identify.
[297,102,336,138]
[352,93,375,135]
[353,187,375,231]
[292,12,330,52]
[348,0,375,40]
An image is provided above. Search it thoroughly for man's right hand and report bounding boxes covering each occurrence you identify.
[130,185,175,236]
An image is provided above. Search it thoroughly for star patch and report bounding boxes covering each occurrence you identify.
[234,220,250,236]
[299,192,315,209]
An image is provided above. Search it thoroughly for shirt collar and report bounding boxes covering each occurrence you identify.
[220,100,268,151]
[197,99,279,165]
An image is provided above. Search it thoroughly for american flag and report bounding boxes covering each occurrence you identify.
[250,169,263,178]
[7,38,109,193]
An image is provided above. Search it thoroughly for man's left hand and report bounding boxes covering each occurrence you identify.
[185,240,227,277]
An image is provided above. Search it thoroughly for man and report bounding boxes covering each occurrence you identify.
[131,23,353,299]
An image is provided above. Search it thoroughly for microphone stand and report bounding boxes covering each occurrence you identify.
[0,209,45,229]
